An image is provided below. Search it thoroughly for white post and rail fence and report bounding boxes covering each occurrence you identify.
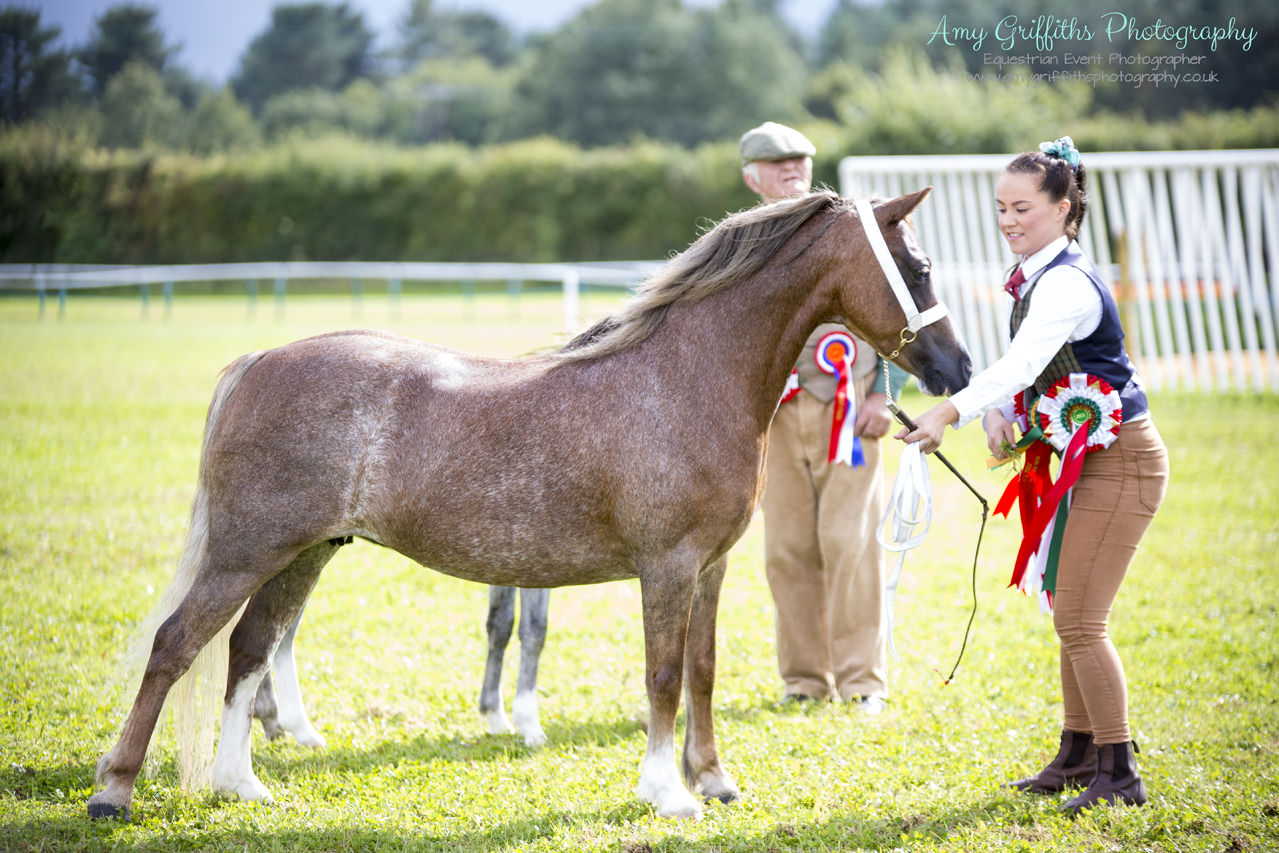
[5,149,1277,392]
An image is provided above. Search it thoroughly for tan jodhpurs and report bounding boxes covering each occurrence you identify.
[1054,417,1169,744]
[762,373,888,701]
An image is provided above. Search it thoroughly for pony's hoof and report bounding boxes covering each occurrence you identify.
[290,726,326,749]
[484,708,514,736]
[699,775,740,804]
[709,788,739,804]
[213,771,273,803]
[657,797,703,820]
[641,784,702,820]
[87,798,130,821]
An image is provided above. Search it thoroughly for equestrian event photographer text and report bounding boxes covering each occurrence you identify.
[926,12,1257,53]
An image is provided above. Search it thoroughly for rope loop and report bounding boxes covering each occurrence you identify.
[877,442,932,656]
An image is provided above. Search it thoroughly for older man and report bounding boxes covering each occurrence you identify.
[741,121,906,712]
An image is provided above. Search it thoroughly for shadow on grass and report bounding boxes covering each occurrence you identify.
[255,713,645,778]
[1,760,96,803]
[0,793,1056,853]
[0,696,874,811]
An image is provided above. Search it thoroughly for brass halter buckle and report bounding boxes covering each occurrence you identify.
[887,326,918,361]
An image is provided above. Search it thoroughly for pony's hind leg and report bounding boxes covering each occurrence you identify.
[253,607,326,747]
[253,667,284,741]
[681,556,738,804]
[88,563,280,819]
[479,586,516,735]
[212,540,340,803]
[511,587,549,747]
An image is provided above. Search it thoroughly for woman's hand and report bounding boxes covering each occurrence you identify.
[894,401,959,454]
[983,410,1019,459]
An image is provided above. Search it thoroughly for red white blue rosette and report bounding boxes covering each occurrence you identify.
[1035,373,1124,454]
[815,330,864,468]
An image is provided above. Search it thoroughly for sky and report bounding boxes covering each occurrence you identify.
[37,0,835,84]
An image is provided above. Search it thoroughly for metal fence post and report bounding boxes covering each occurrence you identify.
[274,277,287,320]
[388,277,402,319]
[507,277,521,320]
[562,268,580,332]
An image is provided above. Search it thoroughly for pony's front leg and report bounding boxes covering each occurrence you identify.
[635,560,702,819]
[682,555,738,804]
[512,587,549,747]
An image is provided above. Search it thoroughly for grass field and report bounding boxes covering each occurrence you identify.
[2,293,1277,852]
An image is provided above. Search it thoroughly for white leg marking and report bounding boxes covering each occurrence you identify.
[271,642,325,748]
[511,689,546,747]
[636,739,700,819]
[485,706,514,735]
[212,680,272,802]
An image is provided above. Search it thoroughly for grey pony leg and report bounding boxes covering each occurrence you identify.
[512,587,549,746]
[479,585,517,734]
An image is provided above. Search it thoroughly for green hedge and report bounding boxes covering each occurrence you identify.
[3,134,757,264]
[5,104,1277,265]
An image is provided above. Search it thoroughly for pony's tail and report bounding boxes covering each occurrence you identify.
[118,351,267,789]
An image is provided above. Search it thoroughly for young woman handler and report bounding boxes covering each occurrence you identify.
[896,137,1170,814]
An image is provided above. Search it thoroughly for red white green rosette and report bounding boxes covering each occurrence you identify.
[1035,373,1123,454]
[997,373,1124,612]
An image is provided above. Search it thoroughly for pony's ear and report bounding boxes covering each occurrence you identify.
[875,187,932,227]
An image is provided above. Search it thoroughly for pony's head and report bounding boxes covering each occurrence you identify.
[824,190,972,397]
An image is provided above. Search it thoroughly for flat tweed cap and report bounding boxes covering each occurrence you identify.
[739,121,816,165]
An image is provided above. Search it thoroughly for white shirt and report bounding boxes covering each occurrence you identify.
[949,236,1103,428]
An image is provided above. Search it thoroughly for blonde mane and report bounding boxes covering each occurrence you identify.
[557,191,845,363]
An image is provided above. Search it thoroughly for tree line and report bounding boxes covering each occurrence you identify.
[3,0,1276,154]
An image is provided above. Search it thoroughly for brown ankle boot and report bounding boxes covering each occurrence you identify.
[1064,741,1147,815]
[1007,730,1097,794]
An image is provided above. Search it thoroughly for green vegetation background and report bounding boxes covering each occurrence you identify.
[5,0,1279,264]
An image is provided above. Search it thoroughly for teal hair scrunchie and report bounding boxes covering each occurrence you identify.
[1039,136,1081,170]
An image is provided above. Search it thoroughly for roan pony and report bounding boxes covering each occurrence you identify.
[88,189,971,821]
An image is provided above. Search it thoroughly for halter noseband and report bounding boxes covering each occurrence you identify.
[853,198,949,360]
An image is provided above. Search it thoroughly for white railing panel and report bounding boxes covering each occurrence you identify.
[841,149,1279,392]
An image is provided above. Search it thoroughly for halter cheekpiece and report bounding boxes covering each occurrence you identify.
[852,198,949,360]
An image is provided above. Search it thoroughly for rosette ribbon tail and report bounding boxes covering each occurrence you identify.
[828,370,865,467]
[993,423,1048,520]
[1008,424,1089,590]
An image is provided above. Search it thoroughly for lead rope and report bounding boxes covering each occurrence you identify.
[876,360,988,684]
[877,438,931,658]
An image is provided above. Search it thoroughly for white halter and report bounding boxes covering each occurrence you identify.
[853,197,949,358]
